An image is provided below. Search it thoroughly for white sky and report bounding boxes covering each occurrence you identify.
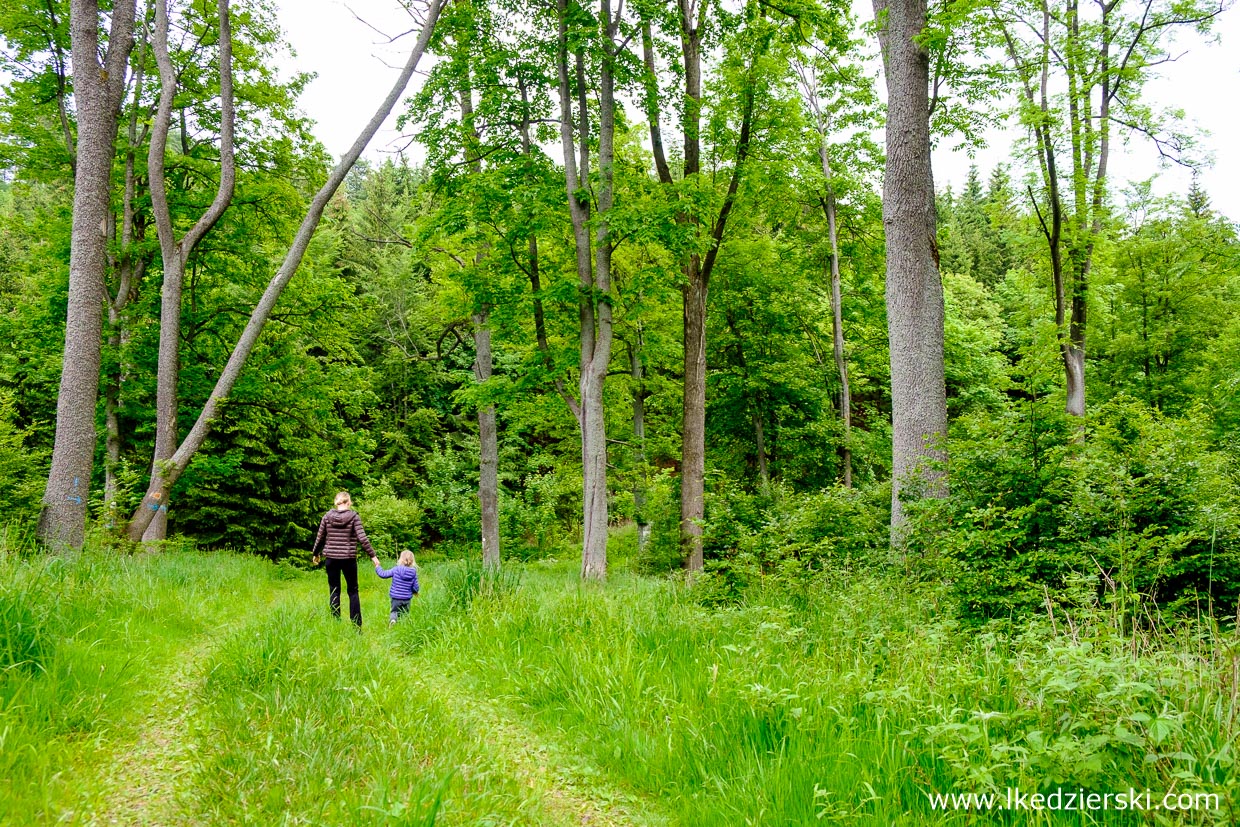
[275,0,1240,221]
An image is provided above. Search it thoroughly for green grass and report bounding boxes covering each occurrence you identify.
[1,545,1236,825]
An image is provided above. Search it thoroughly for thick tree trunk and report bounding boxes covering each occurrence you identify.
[680,271,707,571]
[125,0,444,539]
[874,0,948,533]
[473,311,500,570]
[38,0,138,549]
[555,0,616,580]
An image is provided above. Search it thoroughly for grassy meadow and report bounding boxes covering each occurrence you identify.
[1,537,1237,825]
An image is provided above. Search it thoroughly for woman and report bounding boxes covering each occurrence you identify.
[311,491,378,627]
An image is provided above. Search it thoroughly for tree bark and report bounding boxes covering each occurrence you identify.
[38,0,138,549]
[139,0,236,542]
[628,337,650,553]
[473,311,500,570]
[554,0,616,580]
[104,20,151,512]
[825,179,853,488]
[459,61,500,571]
[677,0,707,573]
[873,0,948,533]
[124,0,445,540]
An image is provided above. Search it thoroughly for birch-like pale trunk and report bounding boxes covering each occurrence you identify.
[873,0,948,533]
[124,0,445,540]
[824,168,852,488]
[139,0,237,542]
[38,0,138,549]
[796,60,855,488]
[555,0,616,579]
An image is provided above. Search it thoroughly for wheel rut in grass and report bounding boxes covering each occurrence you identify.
[87,582,306,826]
[384,644,669,827]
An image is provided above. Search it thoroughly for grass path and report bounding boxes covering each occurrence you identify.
[87,635,213,826]
[81,576,666,826]
[85,581,305,826]
[406,659,669,827]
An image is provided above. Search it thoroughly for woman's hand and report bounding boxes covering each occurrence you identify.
[312,554,320,566]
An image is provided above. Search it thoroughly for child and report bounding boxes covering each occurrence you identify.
[374,550,420,625]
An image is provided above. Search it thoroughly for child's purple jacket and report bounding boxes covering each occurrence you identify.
[375,564,420,600]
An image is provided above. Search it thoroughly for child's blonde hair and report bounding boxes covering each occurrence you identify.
[334,491,353,510]
[399,549,416,567]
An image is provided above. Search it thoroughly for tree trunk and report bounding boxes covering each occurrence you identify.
[459,52,501,571]
[124,0,445,539]
[820,142,852,488]
[680,271,707,571]
[677,0,707,573]
[140,0,236,543]
[38,0,138,549]
[629,337,650,554]
[104,25,149,514]
[473,310,500,570]
[753,404,769,495]
[873,0,948,533]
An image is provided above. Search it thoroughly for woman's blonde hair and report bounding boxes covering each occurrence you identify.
[399,549,416,567]
[334,491,353,510]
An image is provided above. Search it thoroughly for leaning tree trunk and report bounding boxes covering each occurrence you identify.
[125,0,445,539]
[38,0,138,549]
[873,0,948,534]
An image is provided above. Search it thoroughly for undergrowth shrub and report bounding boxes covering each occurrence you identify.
[696,480,889,602]
[905,396,1240,620]
[358,477,423,555]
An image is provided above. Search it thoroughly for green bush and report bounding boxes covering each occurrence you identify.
[905,396,1240,620]
[358,478,423,556]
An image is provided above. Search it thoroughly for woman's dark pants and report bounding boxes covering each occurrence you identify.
[325,557,361,626]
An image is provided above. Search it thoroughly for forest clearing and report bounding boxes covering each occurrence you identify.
[2,0,1240,823]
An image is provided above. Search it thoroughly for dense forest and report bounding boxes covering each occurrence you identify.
[0,0,1237,622]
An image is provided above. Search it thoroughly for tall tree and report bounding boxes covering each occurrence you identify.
[140,0,237,541]
[551,0,618,579]
[38,0,139,548]
[998,0,1225,417]
[873,0,948,531]
[125,0,445,540]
